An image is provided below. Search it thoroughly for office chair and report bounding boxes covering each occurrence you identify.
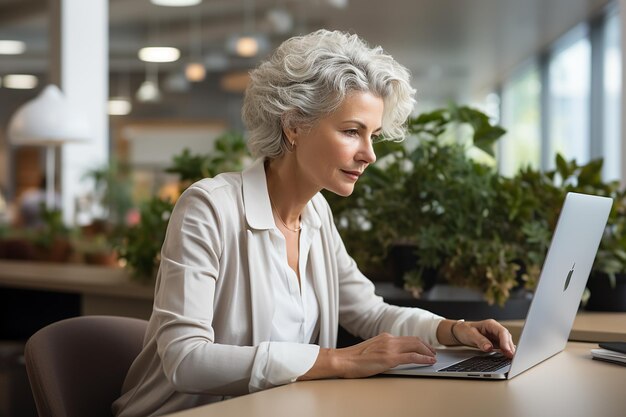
[24,315,148,417]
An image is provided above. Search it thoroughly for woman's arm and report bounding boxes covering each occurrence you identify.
[298,332,436,380]
[299,319,515,381]
[154,184,320,395]
[437,319,516,358]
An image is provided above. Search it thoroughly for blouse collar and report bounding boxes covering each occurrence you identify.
[242,158,321,232]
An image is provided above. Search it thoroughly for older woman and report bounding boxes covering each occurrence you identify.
[113,30,515,417]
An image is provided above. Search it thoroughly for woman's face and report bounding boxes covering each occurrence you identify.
[287,91,383,197]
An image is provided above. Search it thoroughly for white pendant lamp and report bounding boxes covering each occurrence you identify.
[7,85,90,209]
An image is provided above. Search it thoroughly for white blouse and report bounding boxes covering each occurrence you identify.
[113,158,444,417]
[268,219,320,344]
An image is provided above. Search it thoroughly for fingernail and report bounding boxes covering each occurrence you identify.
[429,357,436,363]
[483,344,492,351]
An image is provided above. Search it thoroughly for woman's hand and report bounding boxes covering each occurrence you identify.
[298,333,437,381]
[438,319,516,358]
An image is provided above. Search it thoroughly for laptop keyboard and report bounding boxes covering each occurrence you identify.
[439,353,511,373]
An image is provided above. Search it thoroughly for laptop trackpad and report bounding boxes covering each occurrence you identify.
[386,348,483,374]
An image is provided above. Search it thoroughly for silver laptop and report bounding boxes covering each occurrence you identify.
[385,192,612,380]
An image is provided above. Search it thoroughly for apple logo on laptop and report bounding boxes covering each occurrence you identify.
[563,263,575,291]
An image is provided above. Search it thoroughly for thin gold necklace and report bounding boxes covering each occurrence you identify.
[269,197,302,233]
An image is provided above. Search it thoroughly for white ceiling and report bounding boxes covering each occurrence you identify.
[0,0,614,105]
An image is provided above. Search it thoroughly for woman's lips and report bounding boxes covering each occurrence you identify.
[341,169,361,181]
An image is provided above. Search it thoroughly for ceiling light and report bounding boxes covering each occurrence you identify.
[185,62,206,82]
[137,63,162,102]
[326,0,349,8]
[4,74,38,89]
[226,34,269,58]
[136,80,161,102]
[236,37,258,57]
[228,0,270,58]
[108,97,132,116]
[138,47,180,63]
[185,13,205,82]
[150,0,202,6]
[0,40,26,55]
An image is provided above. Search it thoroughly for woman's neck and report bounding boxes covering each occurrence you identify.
[265,157,318,226]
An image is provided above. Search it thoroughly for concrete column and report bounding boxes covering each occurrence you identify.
[49,0,108,224]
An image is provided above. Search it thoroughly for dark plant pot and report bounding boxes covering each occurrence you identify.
[35,239,73,263]
[84,251,119,266]
[0,239,39,261]
[585,272,626,312]
[388,243,437,290]
[375,282,532,320]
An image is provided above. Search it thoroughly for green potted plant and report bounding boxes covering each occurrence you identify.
[118,131,249,282]
[75,160,134,265]
[326,105,626,311]
[326,106,534,307]
[0,205,74,263]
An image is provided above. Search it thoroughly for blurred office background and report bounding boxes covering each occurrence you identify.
[0,0,623,225]
[0,1,624,414]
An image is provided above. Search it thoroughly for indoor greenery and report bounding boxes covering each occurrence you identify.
[0,204,74,262]
[82,160,134,236]
[325,106,626,306]
[116,110,626,305]
[118,131,248,282]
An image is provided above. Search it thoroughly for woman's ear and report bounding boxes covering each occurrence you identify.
[283,125,298,143]
[281,113,299,144]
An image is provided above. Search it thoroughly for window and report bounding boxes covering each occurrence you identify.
[499,64,541,177]
[603,10,621,181]
[547,27,591,170]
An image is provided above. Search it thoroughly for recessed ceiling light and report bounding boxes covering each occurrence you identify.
[4,74,38,89]
[150,0,202,6]
[0,40,26,55]
[108,97,132,116]
[326,0,348,8]
[138,47,180,63]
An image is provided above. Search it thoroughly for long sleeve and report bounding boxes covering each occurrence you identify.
[324,205,445,347]
[153,185,318,396]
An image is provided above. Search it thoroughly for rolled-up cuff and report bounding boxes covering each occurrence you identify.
[249,342,320,392]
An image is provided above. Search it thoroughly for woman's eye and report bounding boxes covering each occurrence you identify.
[344,129,359,137]
[371,134,381,143]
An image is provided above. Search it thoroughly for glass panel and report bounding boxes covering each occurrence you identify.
[499,65,541,177]
[548,34,591,169]
[603,10,621,181]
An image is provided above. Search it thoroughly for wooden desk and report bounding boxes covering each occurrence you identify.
[163,342,624,417]
[502,312,626,343]
[0,260,154,319]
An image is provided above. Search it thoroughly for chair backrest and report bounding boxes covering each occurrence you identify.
[24,315,148,417]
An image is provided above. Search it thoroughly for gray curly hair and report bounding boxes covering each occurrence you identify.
[242,29,416,159]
